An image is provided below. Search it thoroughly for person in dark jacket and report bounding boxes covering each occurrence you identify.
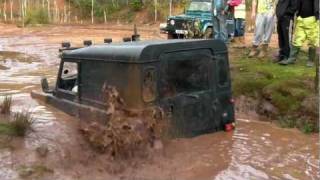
[314,0,319,20]
[279,0,319,66]
[274,0,298,62]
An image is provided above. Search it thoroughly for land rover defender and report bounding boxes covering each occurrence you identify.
[161,0,234,39]
[31,39,235,137]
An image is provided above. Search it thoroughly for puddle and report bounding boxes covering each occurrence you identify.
[0,150,19,180]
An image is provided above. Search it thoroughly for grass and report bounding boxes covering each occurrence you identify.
[0,111,35,137]
[0,96,12,114]
[231,48,318,132]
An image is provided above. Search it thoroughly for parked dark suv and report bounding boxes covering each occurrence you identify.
[32,39,235,137]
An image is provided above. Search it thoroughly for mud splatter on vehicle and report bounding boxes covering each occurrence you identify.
[80,85,164,158]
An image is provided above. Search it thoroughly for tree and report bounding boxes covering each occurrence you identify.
[91,0,93,24]
[154,0,157,22]
[3,0,7,22]
[9,0,13,21]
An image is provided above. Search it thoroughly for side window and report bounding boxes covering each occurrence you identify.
[217,58,229,87]
[58,62,78,93]
[142,67,157,102]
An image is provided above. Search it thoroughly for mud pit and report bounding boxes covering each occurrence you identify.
[0,23,319,180]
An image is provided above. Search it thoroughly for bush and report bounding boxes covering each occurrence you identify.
[0,111,34,137]
[11,111,35,136]
[130,0,143,11]
[0,96,12,114]
[24,8,49,25]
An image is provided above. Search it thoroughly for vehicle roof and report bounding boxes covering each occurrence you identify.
[61,39,227,63]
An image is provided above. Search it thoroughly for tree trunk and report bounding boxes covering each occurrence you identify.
[3,0,7,22]
[169,0,172,16]
[24,0,27,17]
[315,49,319,92]
[68,0,71,23]
[21,0,25,27]
[63,5,67,23]
[54,0,58,23]
[10,0,13,21]
[104,9,107,24]
[154,0,157,22]
[91,0,94,24]
[47,0,51,22]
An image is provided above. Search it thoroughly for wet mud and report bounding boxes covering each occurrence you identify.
[0,24,318,180]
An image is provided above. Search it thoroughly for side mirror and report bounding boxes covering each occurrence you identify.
[41,77,53,93]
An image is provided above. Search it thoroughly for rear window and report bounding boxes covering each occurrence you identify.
[160,49,211,98]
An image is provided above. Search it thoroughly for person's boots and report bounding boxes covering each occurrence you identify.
[279,46,300,65]
[306,47,316,67]
[257,44,268,58]
[248,45,259,58]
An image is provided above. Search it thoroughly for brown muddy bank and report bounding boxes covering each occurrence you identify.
[0,24,319,180]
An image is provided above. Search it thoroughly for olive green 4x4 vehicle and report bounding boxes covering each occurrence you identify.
[160,0,234,39]
[32,39,235,137]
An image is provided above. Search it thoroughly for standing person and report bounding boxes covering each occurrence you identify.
[232,0,246,46]
[212,0,229,43]
[274,0,298,62]
[248,0,276,58]
[279,0,319,66]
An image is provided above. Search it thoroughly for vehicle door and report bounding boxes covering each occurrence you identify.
[159,48,216,137]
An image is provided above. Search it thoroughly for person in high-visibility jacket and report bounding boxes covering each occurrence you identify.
[279,0,319,66]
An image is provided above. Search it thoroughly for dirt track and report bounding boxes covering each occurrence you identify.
[0,23,318,180]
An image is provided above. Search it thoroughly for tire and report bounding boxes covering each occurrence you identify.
[204,27,213,39]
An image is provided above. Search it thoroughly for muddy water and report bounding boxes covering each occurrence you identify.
[0,25,319,180]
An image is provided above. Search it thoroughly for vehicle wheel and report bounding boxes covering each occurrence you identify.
[204,28,213,39]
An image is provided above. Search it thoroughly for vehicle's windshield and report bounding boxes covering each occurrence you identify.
[187,2,212,12]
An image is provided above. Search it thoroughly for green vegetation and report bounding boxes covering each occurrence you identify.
[231,48,318,132]
[24,8,49,25]
[0,111,34,137]
[130,0,144,11]
[0,96,12,114]
[70,0,191,22]
[1,0,195,24]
